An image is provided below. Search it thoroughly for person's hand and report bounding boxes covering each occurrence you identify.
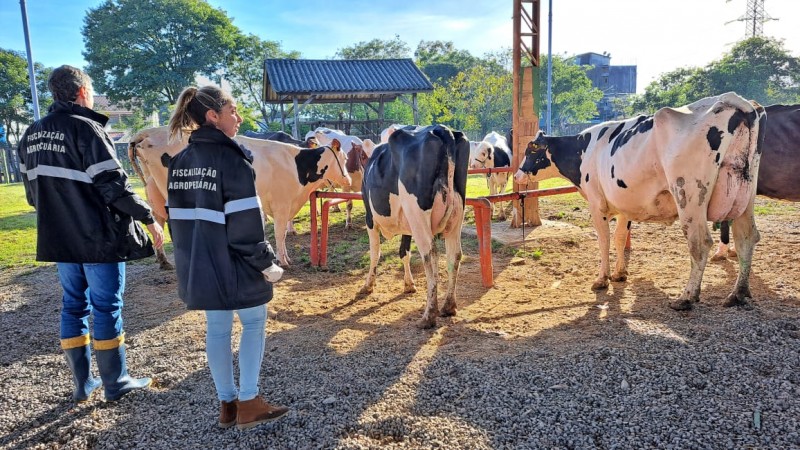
[262,264,284,283]
[146,222,164,249]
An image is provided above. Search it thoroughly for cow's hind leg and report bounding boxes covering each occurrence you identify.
[358,226,382,296]
[417,237,439,329]
[669,212,713,311]
[399,235,416,293]
[440,226,463,317]
[589,208,612,290]
[610,216,630,282]
[723,203,759,308]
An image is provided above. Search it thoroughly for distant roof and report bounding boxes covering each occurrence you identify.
[263,58,433,104]
[93,95,131,113]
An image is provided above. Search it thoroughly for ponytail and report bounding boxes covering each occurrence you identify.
[168,85,233,141]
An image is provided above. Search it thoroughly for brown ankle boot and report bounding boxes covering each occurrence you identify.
[219,400,238,428]
[236,397,289,430]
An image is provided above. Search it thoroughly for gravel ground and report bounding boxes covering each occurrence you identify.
[1,210,799,449]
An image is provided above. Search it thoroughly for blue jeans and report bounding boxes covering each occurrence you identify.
[57,262,125,341]
[205,305,267,402]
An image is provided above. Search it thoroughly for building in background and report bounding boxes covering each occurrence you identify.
[574,52,637,122]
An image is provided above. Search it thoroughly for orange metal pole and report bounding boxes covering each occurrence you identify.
[310,191,319,266]
[320,198,349,268]
[466,197,494,287]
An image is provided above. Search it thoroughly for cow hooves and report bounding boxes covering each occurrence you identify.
[403,284,417,294]
[158,261,174,271]
[610,273,627,282]
[440,308,457,318]
[591,280,609,291]
[416,317,436,329]
[357,286,373,298]
[728,249,738,258]
[710,253,726,261]
[669,299,694,311]
[722,293,752,309]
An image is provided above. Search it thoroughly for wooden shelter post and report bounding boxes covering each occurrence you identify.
[292,97,300,139]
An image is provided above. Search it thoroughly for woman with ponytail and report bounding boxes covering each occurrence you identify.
[166,85,288,430]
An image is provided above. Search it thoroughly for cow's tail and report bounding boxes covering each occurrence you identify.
[128,137,148,187]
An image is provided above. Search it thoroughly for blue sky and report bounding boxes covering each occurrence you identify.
[2,0,798,94]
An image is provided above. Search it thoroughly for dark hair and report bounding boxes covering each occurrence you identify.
[168,85,233,140]
[48,65,92,102]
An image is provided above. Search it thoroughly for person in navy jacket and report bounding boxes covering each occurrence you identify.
[17,65,164,403]
[166,85,287,430]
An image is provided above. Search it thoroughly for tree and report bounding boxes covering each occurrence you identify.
[704,36,800,105]
[82,0,240,111]
[538,55,603,134]
[415,40,482,83]
[0,49,51,144]
[418,57,513,140]
[334,35,410,60]
[630,67,708,115]
[225,34,299,129]
[631,36,800,114]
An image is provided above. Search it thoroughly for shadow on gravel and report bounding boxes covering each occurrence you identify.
[0,261,183,367]
[0,398,96,449]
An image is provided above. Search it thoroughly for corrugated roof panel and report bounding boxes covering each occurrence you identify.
[264,59,434,96]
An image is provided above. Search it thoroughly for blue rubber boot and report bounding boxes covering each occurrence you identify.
[62,341,102,403]
[95,337,152,401]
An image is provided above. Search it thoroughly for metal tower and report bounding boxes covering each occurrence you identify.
[726,0,777,38]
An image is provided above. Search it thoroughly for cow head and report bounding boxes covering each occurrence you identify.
[305,137,320,148]
[469,141,494,169]
[514,131,552,184]
[345,142,370,173]
[321,138,352,189]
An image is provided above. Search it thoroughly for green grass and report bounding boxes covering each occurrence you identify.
[0,179,160,269]
[4,172,790,271]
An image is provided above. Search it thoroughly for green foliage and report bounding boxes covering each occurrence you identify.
[630,37,800,114]
[419,64,513,139]
[118,108,155,135]
[415,40,483,84]
[226,33,300,129]
[537,55,603,134]
[705,37,800,104]
[235,103,260,134]
[335,35,411,60]
[82,0,241,111]
[630,67,708,114]
[0,49,51,144]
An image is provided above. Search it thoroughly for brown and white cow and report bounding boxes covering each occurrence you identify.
[129,126,351,267]
[360,124,470,328]
[515,92,766,311]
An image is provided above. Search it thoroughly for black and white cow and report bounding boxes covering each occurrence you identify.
[470,131,513,219]
[244,130,318,148]
[360,124,470,328]
[515,92,766,311]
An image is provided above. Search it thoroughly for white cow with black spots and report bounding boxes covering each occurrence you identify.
[515,92,766,311]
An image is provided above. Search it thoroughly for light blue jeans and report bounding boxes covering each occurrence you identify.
[205,304,267,402]
[57,262,125,341]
